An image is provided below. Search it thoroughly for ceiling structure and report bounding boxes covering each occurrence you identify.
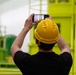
[0,0,10,4]
[0,0,29,14]
[0,0,46,15]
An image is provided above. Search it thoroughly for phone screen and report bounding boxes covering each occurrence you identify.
[32,14,49,23]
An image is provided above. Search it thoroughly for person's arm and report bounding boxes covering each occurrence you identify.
[11,13,34,58]
[57,35,71,54]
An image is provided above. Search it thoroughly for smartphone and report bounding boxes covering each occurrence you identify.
[32,14,49,23]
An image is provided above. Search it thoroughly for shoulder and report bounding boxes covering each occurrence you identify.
[14,51,31,63]
[60,52,73,65]
[60,52,72,58]
[14,51,30,57]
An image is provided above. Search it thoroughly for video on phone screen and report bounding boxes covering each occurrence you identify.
[34,14,44,23]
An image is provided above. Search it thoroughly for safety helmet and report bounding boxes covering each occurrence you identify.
[34,19,60,44]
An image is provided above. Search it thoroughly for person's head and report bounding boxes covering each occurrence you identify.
[34,18,60,51]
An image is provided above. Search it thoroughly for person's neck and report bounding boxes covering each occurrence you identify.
[39,49,53,52]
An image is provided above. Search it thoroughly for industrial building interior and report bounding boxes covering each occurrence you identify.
[0,0,76,75]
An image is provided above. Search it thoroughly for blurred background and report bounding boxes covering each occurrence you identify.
[0,0,76,75]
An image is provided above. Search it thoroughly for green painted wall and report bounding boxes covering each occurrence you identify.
[47,0,75,75]
[28,0,76,74]
[74,0,76,74]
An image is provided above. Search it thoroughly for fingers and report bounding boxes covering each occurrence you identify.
[49,16,52,19]
[28,13,34,21]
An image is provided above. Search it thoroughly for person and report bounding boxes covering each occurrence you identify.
[11,13,73,75]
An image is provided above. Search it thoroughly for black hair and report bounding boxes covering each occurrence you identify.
[36,39,56,51]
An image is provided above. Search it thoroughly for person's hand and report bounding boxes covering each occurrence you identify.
[24,13,34,31]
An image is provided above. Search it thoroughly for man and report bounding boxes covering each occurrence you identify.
[11,13,72,75]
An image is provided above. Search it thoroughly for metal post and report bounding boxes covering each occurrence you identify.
[40,0,42,14]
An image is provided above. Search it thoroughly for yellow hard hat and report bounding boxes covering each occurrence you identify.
[34,19,60,44]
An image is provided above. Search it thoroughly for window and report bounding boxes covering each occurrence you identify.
[48,0,55,3]
[0,40,4,48]
[57,23,61,32]
[58,0,69,3]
